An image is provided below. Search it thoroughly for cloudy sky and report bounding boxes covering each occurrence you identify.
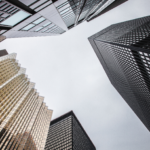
[0,0,150,149]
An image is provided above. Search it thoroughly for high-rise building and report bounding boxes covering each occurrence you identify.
[0,50,53,150]
[88,15,150,131]
[0,0,128,40]
[45,111,96,150]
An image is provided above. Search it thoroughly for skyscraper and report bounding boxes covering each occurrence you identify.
[88,15,150,131]
[0,50,53,150]
[45,111,96,150]
[0,0,128,40]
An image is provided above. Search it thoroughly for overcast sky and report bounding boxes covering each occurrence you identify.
[0,0,150,149]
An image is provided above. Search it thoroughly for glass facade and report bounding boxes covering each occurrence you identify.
[0,0,127,40]
[88,15,150,131]
[56,0,79,28]
[0,50,53,150]
[56,0,128,27]
[45,111,96,150]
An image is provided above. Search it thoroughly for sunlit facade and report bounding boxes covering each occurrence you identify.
[88,15,150,131]
[0,0,128,40]
[0,50,53,150]
[45,111,96,150]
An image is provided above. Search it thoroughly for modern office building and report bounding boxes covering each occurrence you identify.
[88,15,150,131]
[0,50,53,150]
[0,0,128,40]
[45,111,96,150]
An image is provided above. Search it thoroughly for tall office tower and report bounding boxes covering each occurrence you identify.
[45,111,96,150]
[88,15,150,131]
[0,0,128,40]
[0,50,53,150]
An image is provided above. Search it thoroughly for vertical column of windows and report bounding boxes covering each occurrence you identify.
[12,93,39,150]
[27,103,46,150]
[0,89,38,150]
[0,58,19,85]
[45,116,72,150]
[26,104,50,150]
[0,75,29,125]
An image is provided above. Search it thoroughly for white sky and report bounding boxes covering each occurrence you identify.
[0,0,150,149]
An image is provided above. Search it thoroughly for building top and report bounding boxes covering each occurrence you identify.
[50,110,96,149]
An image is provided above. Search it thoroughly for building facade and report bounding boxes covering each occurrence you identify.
[88,15,150,131]
[0,0,128,40]
[45,111,96,150]
[0,50,53,150]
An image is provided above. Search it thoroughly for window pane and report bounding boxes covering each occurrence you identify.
[35,27,43,31]
[60,8,70,15]
[0,11,30,26]
[42,28,48,32]
[48,24,55,28]
[22,24,35,30]
[43,22,51,27]
[33,17,45,24]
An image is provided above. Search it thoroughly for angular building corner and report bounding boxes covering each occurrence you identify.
[45,111,96,150]
[0,0,128,41]
[0,50,53,150]
[88,15,150,131]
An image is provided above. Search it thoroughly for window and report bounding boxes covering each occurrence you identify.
[0,11,30,26]
[35,27,43,32]
[33,17,45,24]
[43,22,51,27]
[22,24,35,31]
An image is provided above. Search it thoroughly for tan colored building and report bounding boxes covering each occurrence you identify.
[0,50,53,150]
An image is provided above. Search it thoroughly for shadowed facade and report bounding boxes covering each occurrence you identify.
[45,111,96,150]
[89,15,150,131]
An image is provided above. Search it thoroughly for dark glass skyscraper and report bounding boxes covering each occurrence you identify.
[88,15,150,131]
[45,111,96,150]
[0,0,128,40]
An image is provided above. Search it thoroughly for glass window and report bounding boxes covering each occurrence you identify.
[43,22,51,27]
[49,24,55,28]
[60,8,70,14]
[42,28,48,32]
[0,11,30,26]
[35,27,43,32]
[22,24,35,31]
[33,17,45,24]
